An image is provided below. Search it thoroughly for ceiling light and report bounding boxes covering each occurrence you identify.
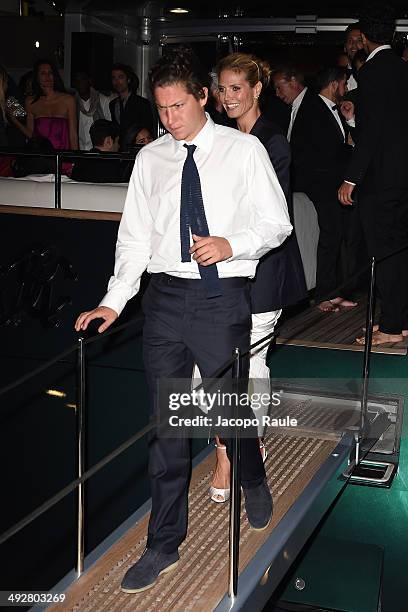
[46,389,66,398]
[169,7,189,14]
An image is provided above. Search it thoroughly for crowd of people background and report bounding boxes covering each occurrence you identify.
[1,2,407,353]
[0,61,155,180]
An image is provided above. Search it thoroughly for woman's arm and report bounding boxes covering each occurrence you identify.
[7,96,33,139]
[66,94,78,149]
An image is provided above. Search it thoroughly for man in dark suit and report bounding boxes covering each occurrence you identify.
[272,65,307,141]
[344,22,364,92]
[109,63,154,147]
[290,66,359,312]
[339,3,408,345]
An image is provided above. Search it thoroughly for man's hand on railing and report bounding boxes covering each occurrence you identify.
[75,306,118,334]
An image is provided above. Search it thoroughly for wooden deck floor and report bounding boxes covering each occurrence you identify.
[49,433,338,612]
[277,297,408,356]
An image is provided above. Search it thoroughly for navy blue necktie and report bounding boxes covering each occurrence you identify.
[180,144,222,298]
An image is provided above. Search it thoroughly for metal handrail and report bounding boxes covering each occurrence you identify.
[76,337,86,575]
[0,148,140,210]
[0,148,140,160]
[357,256,376,465]
[229,347,242,599]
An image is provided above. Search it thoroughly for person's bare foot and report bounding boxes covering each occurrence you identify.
[363,324,408,337]
[330,297,358,308]
[317,300,339,312]
[356,330,404,345]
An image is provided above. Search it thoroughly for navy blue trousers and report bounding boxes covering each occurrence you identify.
[142,273,266,553]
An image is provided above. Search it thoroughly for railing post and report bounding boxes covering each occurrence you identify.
[75,336,86,576]
[54,153,61,209]
[357,256,376,464]
[228,347,241,599]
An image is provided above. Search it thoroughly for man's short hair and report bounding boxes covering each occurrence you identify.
[344,22,362,38]
[111,63,139,92]
[72,70,90,80]
[359,3,395,44]
[148,45,210,100]
[272,64,305,86]
[316,66,348,92]
[89,119,119,147]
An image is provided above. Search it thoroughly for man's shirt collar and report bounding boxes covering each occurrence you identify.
[176,112,215,154]
[366,44,392,62]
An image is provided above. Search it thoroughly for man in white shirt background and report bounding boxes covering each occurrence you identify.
[272,65,307,141]
[72,71,111,151]
[75,47,291,593]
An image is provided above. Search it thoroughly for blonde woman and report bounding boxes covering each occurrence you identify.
[207,53,306,502]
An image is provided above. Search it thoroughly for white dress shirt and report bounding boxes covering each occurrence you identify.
[78,99,93,151]
[319,94,345,141]
[78,93,111,150]
[287,87,307,142]
[100,114,292,315]
[366,44,392,62]
[347,65,358,92]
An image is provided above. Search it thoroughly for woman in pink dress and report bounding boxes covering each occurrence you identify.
[13,59,78,154]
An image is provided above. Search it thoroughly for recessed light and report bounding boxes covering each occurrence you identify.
[169,7,189,14]
[46,389,66,398]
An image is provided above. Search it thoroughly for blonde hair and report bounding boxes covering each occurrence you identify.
[0,65,7,121]
[216,52,272,89]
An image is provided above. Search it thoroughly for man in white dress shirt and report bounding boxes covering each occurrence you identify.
[72,71,111,151]
[272,65,307,141]
[75,48,291,593]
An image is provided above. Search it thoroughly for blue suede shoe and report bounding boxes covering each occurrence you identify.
[243,478,273,531]
[121,547,180,594]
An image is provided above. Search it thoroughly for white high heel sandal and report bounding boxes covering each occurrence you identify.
[209,444,230,503]
[209,441,268,503]
[259,441,268,463]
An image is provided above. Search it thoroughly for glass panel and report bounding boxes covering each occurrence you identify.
[0,352,77,591]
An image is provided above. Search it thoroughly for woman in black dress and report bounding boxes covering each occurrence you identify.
[208,52,307,502]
